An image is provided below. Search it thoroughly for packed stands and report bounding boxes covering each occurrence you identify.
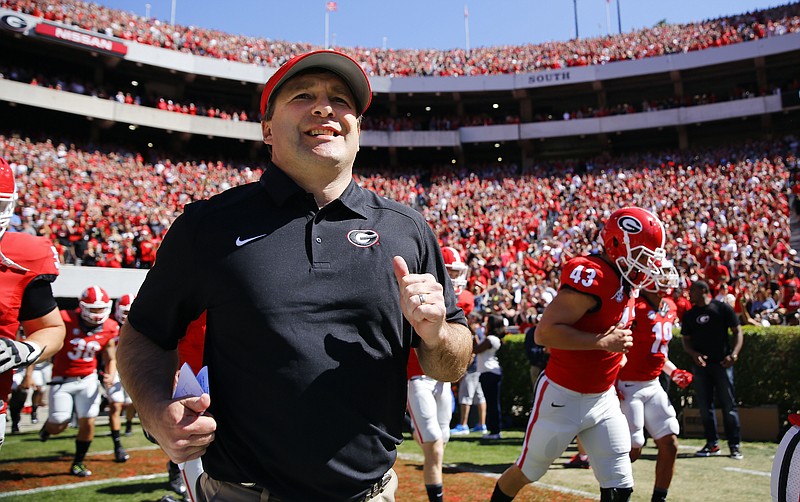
[3,132,798,323]
[2,0,799,76]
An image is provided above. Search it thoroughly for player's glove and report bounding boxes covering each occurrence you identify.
[0,339,43,374]
[670,368,693,389]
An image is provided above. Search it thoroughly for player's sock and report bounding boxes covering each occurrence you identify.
[652,487,668,502]
[111,429,122,449]
[74,440,91,464]
[490,483,514,502]
[600,487,633,502]
[425,483,443,502]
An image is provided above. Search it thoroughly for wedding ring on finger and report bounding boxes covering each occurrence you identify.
[418,294,426,305]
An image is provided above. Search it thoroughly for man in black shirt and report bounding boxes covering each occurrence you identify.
[117,50,472,502]
[681,280,744,460]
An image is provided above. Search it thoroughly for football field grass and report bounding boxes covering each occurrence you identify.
[0,420,775,501]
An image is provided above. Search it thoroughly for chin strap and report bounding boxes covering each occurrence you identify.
[0,248,29,272]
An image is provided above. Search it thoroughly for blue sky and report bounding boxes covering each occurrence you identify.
[94,0,790,50]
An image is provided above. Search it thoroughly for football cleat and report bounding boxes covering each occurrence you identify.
[114,447,130,463]
[564,454,591,469]
[70,462,92,477]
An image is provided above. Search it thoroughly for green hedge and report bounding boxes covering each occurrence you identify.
[498,327,800,431]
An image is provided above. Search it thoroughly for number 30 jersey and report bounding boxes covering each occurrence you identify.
[545,255,636,393]
[618,296,677,382]
[53,310,118,378]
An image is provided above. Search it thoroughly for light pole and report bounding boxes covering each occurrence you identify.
[170,0,176,26]
[616,0,622,34]
[145,3,150,19]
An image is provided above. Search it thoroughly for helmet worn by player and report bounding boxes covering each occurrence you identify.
[0,157,18,241]
[115,293,136,324]
[0,156,29,272]
[442,246,468,293]
[600,207,668,292]
[80,285,113,326]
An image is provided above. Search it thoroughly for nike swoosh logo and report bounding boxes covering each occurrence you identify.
[624,383,635,387]
[550,402,565,408]
[235,234,268,247]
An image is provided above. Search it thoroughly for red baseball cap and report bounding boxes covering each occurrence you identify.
[260,50,372,118]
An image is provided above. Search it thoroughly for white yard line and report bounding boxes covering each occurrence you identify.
[0,473,166,498]
[723,466,771,477]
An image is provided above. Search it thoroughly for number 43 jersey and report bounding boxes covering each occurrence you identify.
[545,255,636,393]
[618,297,677,382]
[53,310,118,378]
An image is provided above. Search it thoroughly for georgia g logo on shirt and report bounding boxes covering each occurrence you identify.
[347,229,379,248]
[697,314,711,325]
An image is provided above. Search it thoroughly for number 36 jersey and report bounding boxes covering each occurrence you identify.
[52,310,118,378]
[545,255,636,393]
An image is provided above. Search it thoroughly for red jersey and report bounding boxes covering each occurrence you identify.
[53,310,118,378]
[618,297,677,381]
[0,233,60,397]
[545,256,635,393]
[178,311,207,374]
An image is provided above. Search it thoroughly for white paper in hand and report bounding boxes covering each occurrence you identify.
[173,362,207,399]
[171,362,208,502]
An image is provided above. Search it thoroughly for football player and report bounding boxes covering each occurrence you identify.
[771,413,800,502]
[0,157,65,449]
[114,294,138,437]
[492,207,670,502]
[96,294,137,462]
[406,246,468,502]
[616,262,693,502]
[40,286,120,477]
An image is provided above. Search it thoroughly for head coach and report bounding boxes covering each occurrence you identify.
[117,50,473,502]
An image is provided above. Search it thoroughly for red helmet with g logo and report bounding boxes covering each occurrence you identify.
[79,285,112,326]
[600,207,669,291]
[441,246,468,293]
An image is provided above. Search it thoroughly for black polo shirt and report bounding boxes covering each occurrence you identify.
[128,163,467,501]
[681,300,739,363]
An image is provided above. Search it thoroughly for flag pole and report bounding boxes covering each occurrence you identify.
[573,0,579,39]
[325,8,329,49]
[464,5,470,56]
[616,0,622,34]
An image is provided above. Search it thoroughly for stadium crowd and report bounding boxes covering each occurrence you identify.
[2,132,799,325]
[1,0,799,76]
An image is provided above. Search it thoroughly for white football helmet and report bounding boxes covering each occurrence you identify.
[442,246,468,294]
[0,157,17,241]
[80,286,112,326]
[600,206,668,292]
[115,293,136,324]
